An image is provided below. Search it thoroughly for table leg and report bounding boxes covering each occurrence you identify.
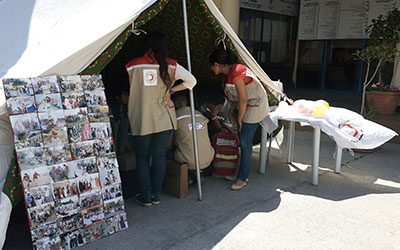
[259,128,268,174]
[312,126,321,186]
[287,121,295,163]
[334,145,343,174]
[267,136,272,165]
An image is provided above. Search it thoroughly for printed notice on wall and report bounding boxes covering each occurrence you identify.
[298,0,398,40]
[240,0,299,17]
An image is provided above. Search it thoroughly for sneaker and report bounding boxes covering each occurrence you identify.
[135,194,152,207]
[151,196,160,205]
[190,171,204,184]
[188,172,196,185]
[188,178,195,185]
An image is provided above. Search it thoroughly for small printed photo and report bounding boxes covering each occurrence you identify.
[32,75,60,94]
[56,195,80,218]
[52,180,79,200]
[81,75,105,91]
[59,75,84,92]
[93,138,114,155]
[80,190,103,211]
[101,184,122,202]
[16,147,46,170]
[49,163,71,183]
[84,90,107,107]
[60,229,87,249]
[90,122,112,139]
[31,221,60,242]
[6,96,36,114]
[88,106,109,122]
[9,113,40,135]
[2,78,34,98]
[64,108,88,126]
[38,110,66,131]
[14,131,43,149]
[62,91,86,109]
[25,185,53,208]
[76,173,101,195]
[67,123,92,143]
[81,206,105,227]
[21,166,51,189]
[28,202,56,227]
[71,140,95,159]
[97,153,118,171]
[35,93,63,112]
[43,127,69,147]
[32,235,61,250]
[99,168,121,187]
[106,212,128,235]
[70,157,97,176]
[81,221,108,243]
[45,144,72,165]
[58,213,82,234]
[103,197,124,219]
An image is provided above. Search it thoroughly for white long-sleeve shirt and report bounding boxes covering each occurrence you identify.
[175,63,196,89]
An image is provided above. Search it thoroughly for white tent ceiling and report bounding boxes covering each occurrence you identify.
[0,0,282,115]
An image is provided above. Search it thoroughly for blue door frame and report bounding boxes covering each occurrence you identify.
[320,39,366,95]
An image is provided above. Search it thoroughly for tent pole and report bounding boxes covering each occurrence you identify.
[182,0,203,201]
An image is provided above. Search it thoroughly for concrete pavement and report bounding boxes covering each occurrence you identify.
[4,129,400,250]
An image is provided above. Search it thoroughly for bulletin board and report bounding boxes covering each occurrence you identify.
[2,75,128,249]
[298,0,398,40]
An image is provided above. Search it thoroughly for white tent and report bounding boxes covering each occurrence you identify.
[0,0,282,114]
[0,0,282,246]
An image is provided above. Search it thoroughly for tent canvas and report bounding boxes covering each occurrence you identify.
[0,0,282,115]
[0,0,282,247]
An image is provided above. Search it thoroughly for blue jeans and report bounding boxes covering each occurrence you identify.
[134,130,173,200]
[237,122,259,182]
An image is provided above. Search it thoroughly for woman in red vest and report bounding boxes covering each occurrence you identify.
[209,49,269,190]
[126,31,196,206]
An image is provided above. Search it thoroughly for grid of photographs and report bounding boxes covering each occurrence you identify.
[2,75,127,250]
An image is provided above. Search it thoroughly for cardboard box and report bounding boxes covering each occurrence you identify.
[164,161,188,198]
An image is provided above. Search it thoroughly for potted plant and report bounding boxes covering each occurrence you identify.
[353,8,400,115]
[366,82,400,115]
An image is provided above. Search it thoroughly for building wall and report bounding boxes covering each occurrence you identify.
[216,0,398,93]
[213,0,240,34]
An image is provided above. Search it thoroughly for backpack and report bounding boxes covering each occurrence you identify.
[212,129,240,176]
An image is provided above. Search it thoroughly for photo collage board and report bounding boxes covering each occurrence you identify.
[2,75,128,250]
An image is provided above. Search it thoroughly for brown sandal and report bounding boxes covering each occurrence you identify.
[230,180,247,190]
[224,176,249,183]
[224,175,236,181]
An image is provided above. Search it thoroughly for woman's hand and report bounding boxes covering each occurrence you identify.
[162,92,171,106]
[208,103,223,117]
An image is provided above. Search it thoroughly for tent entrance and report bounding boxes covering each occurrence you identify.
[83,0,237,199]
[81,0,237,108]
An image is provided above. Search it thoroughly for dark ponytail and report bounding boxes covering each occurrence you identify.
[209,49,238,65]
[140,31,172,88]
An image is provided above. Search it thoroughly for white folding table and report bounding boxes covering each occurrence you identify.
[258,119,343,185]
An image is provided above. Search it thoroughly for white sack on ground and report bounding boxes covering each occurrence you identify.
[269,102,398,150]
[0,113,13,192]
[0,113,14,250]
[0,193,12,249]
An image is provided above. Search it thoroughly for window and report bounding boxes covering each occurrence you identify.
[239,8,297,84]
